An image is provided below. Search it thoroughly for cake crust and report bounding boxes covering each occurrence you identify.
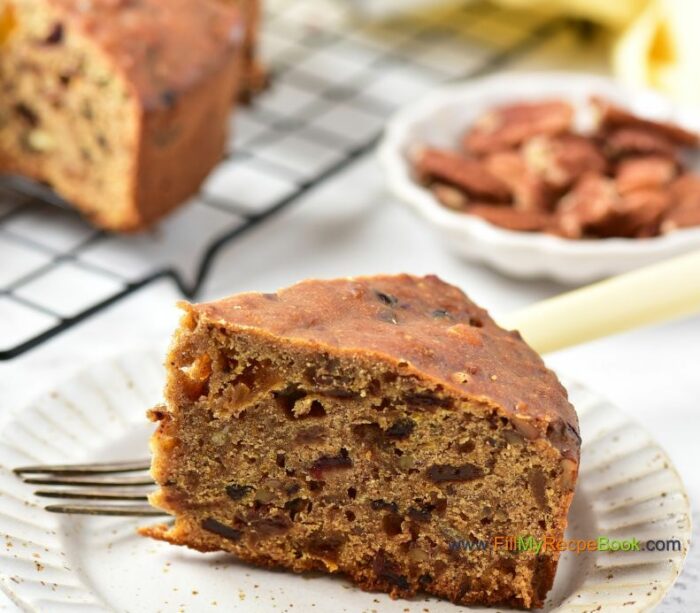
[193,274,579,448]
[45,0,242,110]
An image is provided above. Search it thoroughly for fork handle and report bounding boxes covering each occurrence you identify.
[499,249,700,354]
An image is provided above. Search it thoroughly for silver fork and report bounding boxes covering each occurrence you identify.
[13,459,167,517]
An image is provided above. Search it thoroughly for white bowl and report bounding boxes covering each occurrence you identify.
[378,72,700,284]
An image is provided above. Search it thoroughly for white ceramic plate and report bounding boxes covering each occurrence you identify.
[378,72,700,284]
[0,349,691,612]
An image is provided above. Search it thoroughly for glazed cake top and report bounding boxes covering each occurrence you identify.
[47,0,241,108]
[189,274,579,454]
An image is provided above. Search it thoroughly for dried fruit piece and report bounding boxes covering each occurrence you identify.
[413,147,510,202]
[284,497,311,521]
[464,100,574,154]
[201,518,242,541]
[373,550,410,590]
[306,532,346,563]
[43,22,64,45]
[426,463,484,483]
[615,156,677,195]
[370,499,399,513]
[382,513,404,536]
[528,467,547,509]
[226,483,254,500]
[310,448,352,478]
[512,417,542,440]
[524,133,607,189]
[385,418,416,439]
[592,96,699,148]
[249,513,292,536]
[408,503,434,522]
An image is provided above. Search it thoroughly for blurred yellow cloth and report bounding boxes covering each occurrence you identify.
[494,0,700,105]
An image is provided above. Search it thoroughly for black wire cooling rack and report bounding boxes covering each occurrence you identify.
[0,1,578,360]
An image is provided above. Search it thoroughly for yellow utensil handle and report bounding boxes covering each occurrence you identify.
[500,249,700,354]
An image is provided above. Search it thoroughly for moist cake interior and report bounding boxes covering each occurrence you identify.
[145,307,576,609]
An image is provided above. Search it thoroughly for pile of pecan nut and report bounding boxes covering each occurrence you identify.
[411,97,700,239]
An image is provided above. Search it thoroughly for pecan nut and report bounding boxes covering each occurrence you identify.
[413,147,510,202]
[524,133,607,189]
[484,150,556,211]
[592,96,699,147]
[615,156,678,195]
[556,174,619,238]
[463,100,573,155]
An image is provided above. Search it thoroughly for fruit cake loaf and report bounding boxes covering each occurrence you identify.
[143,275,580,609]
[0,0,243,231]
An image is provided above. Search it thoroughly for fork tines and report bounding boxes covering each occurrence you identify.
[14,458,151,476]
[44,503,165,517]
[14,458,166,517]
